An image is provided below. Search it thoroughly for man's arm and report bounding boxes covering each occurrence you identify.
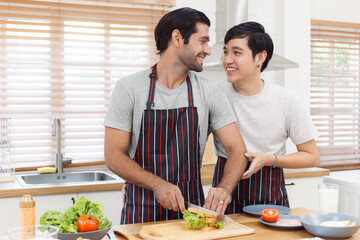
[104,127,185,212]
[203,122,248,213]
[242,139,319,179]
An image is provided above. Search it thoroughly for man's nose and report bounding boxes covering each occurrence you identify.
[204,44,211,56]
[222,54,233,64]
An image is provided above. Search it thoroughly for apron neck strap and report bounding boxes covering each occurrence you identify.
[146,64,194,110]
[146,64,157,110]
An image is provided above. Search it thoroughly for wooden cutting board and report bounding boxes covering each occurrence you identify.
[138,221,255,240]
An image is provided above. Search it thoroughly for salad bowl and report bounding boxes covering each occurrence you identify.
[57,223,112,240]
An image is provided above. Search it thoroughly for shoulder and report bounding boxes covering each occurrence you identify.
[188,71,217,88]
[117,68,151,86]
[266,81,295,100]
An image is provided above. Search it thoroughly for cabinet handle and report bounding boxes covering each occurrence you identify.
[71,197,75,204]
[285,182,295,186]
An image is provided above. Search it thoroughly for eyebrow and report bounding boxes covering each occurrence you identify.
[200,36,210,41]
[223,46,244,51]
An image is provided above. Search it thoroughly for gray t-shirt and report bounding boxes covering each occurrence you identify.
[104,68,236,160]
[214,80,319,158]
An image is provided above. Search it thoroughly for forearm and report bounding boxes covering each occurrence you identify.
[105,150,166,192]
[275,151,319,168]
[275,139,319,168]
[218,149,248,193]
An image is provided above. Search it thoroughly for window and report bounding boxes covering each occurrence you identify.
[0,0,172,170]
[311,20,360,167]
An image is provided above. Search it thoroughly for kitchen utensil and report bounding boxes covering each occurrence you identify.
[138,220,254,240]
[259,214,303,230]
[242,204,291,217]
[57,223,112,240]
[185,201,233,223]
[8,225,59,240]
[300,212,360,239]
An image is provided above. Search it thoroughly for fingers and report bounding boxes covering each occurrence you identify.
[242,163,256,179]
[176,192,185,213]
[204,187,231,213]
[122,182,127,205]
[155,183,184,213]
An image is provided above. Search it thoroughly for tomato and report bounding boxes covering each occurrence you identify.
[261,208,280,223]
[77,214,99,232]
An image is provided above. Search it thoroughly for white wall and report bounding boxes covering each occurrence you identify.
[311,0,360,23]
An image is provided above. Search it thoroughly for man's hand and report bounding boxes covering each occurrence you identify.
[154,181,185,213]
[242,152,274,179]
[122,182,127,205]
[204,187,232,213]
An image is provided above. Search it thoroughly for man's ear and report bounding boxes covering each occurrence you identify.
[257,50,268,66]
[171,29,183,47]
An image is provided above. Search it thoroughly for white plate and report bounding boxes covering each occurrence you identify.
[259,215,303,230]
[242,204,291,217]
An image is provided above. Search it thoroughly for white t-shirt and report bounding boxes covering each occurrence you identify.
[214,80,319,158]
[104,68,236,160]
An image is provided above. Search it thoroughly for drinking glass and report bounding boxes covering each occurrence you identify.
[318,183,339,213]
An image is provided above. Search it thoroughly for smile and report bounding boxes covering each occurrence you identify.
[226,67,237,72]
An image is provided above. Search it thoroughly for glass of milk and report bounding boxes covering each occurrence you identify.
[318,183,339,213]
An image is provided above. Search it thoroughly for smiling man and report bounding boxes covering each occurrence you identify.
[212,21,320,213]
[104,7,248,224]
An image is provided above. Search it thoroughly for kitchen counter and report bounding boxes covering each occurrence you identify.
[111,208,359,240]
[0,165,329,198]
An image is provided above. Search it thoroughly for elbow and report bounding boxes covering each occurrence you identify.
[311,148,320,167]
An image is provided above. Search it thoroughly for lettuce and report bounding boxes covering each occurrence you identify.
[40,197,111,233]
[183,210,224,229]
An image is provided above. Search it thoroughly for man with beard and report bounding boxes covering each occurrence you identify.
[104,7,248,224]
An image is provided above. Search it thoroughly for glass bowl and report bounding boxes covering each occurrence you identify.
[8,225,59,240]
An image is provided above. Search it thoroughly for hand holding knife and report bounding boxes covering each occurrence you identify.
[185,201,234,223]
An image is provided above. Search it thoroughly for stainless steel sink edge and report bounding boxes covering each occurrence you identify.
[15,171,122,187]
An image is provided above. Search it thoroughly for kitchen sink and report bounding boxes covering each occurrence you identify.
[16,171,121,186]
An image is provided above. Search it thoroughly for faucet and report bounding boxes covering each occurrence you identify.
[52,117,64,173]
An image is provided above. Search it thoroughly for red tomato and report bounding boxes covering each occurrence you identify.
[77,214,99,232]
[261,208,280,223]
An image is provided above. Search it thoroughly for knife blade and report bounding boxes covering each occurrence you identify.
[185,201,234,223]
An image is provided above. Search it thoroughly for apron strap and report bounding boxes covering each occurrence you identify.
[186,75,194,107]
[146,64,157,110]
[147,64,194,109]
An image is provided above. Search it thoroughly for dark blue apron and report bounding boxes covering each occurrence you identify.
[212,156,289,214]
[121,64,204,224]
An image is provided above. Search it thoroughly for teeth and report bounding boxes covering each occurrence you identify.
[226,67,237,71]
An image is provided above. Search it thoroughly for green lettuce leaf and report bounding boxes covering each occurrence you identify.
[183,210,224,229]
[40,197,111,233]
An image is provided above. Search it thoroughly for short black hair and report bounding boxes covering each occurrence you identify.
[154,7,211,55]
[224,21,273,72]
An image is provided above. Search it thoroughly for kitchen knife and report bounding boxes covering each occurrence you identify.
[186,201,234,223]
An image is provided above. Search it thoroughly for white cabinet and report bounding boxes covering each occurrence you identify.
[0,193,75,236]
[285,177,322,211]
[0,191,123,236]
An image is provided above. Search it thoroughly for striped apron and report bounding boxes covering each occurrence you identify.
[121,64,204,224]
[212,156,289,214]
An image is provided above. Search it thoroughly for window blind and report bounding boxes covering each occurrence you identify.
[0,0,170,170]
[311,20,360,167]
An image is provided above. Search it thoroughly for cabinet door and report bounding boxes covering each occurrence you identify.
[34,193,76,222]
[285,177,322,211]
[0,193,75,236]
[78,191,123,226]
